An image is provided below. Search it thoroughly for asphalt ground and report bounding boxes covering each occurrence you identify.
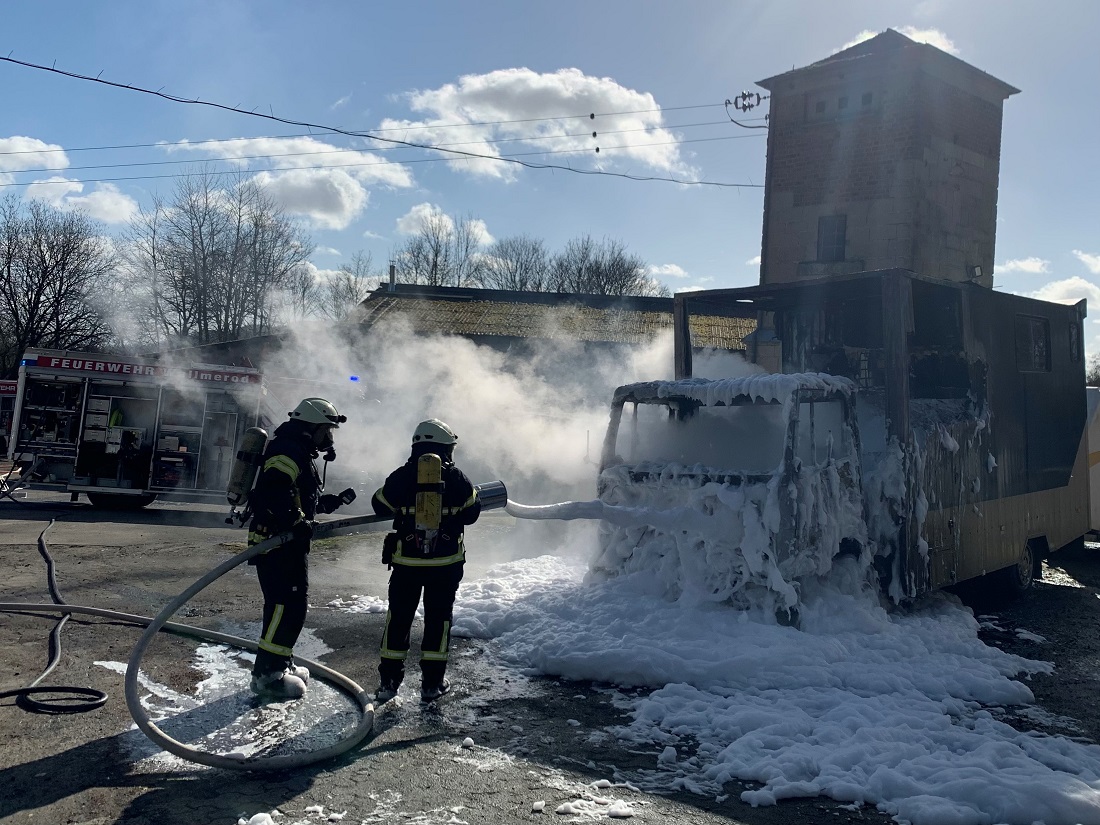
[1,489,1098,825]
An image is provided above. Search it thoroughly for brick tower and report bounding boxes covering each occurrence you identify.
[755,29,1018,286]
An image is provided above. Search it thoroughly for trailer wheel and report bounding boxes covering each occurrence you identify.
[997,539,1040,598]
[87,492,158,510]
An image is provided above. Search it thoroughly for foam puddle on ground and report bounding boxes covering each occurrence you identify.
[440,545,1100,825]
[99,627,360,769]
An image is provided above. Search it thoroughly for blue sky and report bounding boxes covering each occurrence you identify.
[2,1,1099,348]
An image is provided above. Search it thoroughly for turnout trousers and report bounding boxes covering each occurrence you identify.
[378,562,464,689]
[252,539,310,676]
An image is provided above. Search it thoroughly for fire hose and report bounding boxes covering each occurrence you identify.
[0,480,509,772]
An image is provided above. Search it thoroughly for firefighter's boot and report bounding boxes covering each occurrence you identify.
[375,679,400,703]
[250,668,307,700]
[287,662,310,685]
[421,677,450,703]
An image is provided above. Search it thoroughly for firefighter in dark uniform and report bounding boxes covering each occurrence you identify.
[248,397,355,699]
[372,418,481,703]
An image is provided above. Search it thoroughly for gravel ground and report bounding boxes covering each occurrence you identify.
[1,494,1098,825]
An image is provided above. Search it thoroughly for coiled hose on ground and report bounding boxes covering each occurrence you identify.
[0,517,386,771]
[0,481,511,771]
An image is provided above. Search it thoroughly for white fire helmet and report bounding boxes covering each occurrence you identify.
[290,398,346,427]
[412,418,457,446]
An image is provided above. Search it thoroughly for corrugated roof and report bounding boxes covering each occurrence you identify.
[357,287,754,349]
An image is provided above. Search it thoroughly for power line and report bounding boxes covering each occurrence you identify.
[2,128,762,178]
[0,134,764,189]
[0,55,763,189]
[0,117,765,158]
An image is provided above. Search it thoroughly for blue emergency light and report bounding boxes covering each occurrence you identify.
[349,375,360,382]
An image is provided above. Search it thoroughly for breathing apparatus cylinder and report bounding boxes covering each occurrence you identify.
[414,452,443,532]
[226,427,268,506]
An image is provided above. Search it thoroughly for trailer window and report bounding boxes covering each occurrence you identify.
[614,400,787,474]
[1015,315,1051,372]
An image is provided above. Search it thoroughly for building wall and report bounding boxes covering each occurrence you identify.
[759,41,1013,287]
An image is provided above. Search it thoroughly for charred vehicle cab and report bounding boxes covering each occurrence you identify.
[665,270,1090,606]
[595,374,866,617]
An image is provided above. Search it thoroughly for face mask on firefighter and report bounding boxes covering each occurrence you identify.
[312,423,336,452]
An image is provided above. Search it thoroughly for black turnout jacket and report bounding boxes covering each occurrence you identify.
[248,420,321,546]
[372,450,481,567]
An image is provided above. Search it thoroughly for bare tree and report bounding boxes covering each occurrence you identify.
[321,251,379,321]
[474,235,551,291]
[122,170,313,346]
[394,208,485,287]
[0,197,115,378]
[549,234,667,297]
[277,263,324,322]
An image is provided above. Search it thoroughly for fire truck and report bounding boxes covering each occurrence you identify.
[1,379,16,456]
[5,348,275,508]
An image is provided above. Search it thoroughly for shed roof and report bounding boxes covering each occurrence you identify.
[356,284,754,349]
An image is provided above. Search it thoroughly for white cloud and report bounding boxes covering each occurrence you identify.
[746,255,761,266]
[380,67,697,180]
[330,94,351,110]
[648,264,689,279]
[1073,250,1100,275]
[997,256,1050,274]
[23,176,82,202]
[838,27,958,55]
[397,202,450,235]
[253,168,368,230]
[301,260,343,284]
[315,246,342,257]
[0,136,68,174]
[22,178,138,224]
[164,135,413,230]
[897,26,958,53]
[166,135,412,189]
[1027,276,1100,307]
[64,184,140,225]
[467,217,493,246]
[396,202,493,245]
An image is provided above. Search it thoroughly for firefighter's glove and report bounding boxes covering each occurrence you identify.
[319,488,356,514]
[291,519,315,541]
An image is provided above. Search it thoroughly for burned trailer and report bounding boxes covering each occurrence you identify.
[7,348,276,508]
[595,374,867,616]
[673,269,1089,601]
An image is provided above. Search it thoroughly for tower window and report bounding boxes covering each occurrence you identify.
[838,95,849,110]
[817,215,847,263]
[862,92,873,106]
[815,100,826,114]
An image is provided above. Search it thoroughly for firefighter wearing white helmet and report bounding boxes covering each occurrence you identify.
[412,417,458,446]
[247,397,356,700]
[371,418,480,703]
